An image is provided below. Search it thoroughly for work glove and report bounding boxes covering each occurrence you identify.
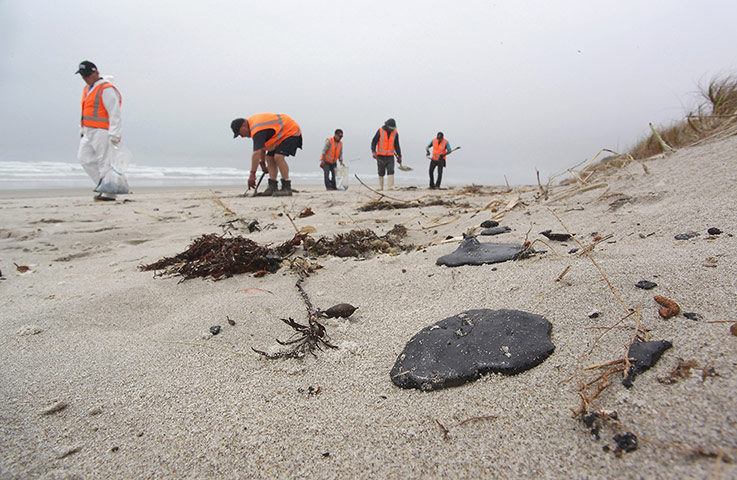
[248,171,257,189]
[109,135,120,145]
[259,158,268,174]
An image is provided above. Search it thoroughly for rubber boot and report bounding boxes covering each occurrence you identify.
[378,176,384,190]
[273,179,293,196]
[387,174,395,190]
[257,179,278,196]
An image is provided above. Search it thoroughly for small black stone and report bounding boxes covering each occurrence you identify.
[683,312,703,321]
[622,340,672,388]
[613,432,638,453]
[674,232,700,240]
[634,280,657,290]
[480,226,511,236]
[210,325,221,335]
[707,227,722,235]
[480,220,499,228]
[540,230,572,241]
[568,248,579,254]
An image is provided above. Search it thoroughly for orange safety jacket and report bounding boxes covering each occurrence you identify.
[431,138,449,160]
[375,127,397,156]
[321,137,342,164]
[80,82,121,129]
[248,113,301,151]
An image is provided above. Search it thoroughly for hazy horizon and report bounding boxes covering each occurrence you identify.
[2,1,736,186]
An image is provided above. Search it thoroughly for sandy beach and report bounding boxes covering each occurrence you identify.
[1,136,736,479]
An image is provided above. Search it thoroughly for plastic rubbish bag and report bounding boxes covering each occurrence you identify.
[95,144,131,194]
[336,165,349,190]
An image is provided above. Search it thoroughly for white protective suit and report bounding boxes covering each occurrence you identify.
[77,76,122,197]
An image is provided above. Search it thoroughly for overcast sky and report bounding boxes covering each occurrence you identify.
[1,0,736,185]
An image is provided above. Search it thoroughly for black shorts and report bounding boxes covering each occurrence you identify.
[266,135,303,157]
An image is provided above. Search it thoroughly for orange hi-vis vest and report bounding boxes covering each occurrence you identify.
[322,137,342,164]
[376,127,397,156]
[80,82,121,129]
[248,113,301,151]
[431,138,449,160]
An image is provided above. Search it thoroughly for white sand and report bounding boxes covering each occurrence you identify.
[1,136,736,479]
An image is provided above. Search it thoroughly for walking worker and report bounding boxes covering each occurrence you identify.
[231,113,302,196]
[425,131,452,189]
[320,129,344,190]
[76,60,122,202]
[371,118,402,190]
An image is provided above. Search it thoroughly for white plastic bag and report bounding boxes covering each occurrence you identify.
[336,165,349,190]
[95,144,131,194]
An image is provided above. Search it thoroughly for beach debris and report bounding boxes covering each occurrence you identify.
[55,446,82,460]
[210,326,221,335]
[731,323,737,336]
[588,311,601,319]
[674,232,700,240]
[635,280,657,290]
[304,225,411,258]
[208,190,236,216]
[568,248,579,254]
[622,339,672,388]
[238,288,273,295]
[540,230,572,241]
[358,197,469,212]
[252,267,337,359]
[479,226,511,236]
[297,386,322,396]
[226,316,236,326]
[18,325,43,336]
[319,303,358,319]
[654,295,680,319]
[40,400,68,416]
[298,207,315,218]
[434,415,497,440]
[707,227,722,235]
[480,220,499,228]
[436,235,524,267]
[220,218,260,234]
[682,312,702,321]
[139,233,305,281]
[658,358,699,384]
[613,432,638,455]
[14,263,31,273]
[390,309,554,391]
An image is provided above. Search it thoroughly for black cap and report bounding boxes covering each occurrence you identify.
[75,60,98,76]
[231,118,245,138]
[384,118,396,130]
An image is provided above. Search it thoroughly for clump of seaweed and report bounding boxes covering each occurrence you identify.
[304,225,412,257]
[358,198,469,211]
[252,266,338,359]
[139,233,305,281]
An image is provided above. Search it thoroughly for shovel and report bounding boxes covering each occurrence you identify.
[426,146,461,167]
[244,171,267,197]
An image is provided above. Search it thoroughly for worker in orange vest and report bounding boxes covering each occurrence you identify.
[76,60,122,202]
[425,132,452,189]
[231,113,303,196]
[370,118,402,190]
[320,129,344,190]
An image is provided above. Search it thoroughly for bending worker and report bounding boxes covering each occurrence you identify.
[231,113,302,196]
[425,131,452,189]
[76,60,122,202]
[320,129,344,190]
[371,118,402,190]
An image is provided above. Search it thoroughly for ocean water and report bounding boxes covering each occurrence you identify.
[0,161,432,190]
